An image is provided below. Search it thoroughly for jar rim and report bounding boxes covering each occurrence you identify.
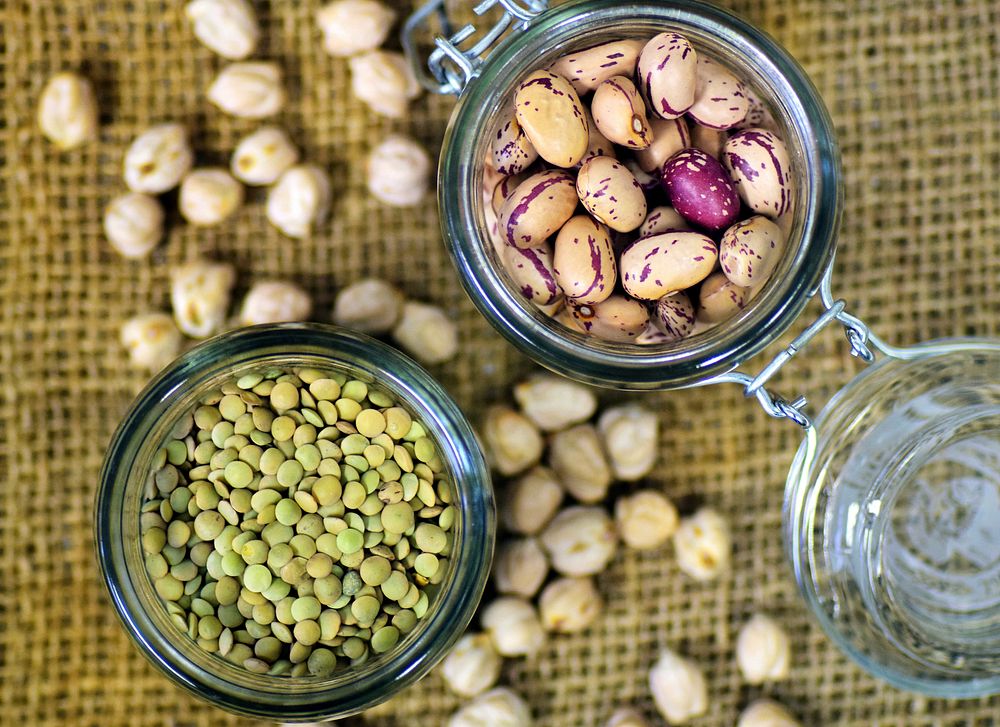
[784,337,1000,697]
[96,323,495,719]
[438,0,841,389]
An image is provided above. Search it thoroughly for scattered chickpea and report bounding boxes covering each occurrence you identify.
[120,313,183,371]
[37,72,98,150]
[673,507,732,581]
[316,0,396,58]
[208,61,286,118]
[605,707,651,727]
[391,301,459,365]
[103,192,164,259]
[737,699,801,727]
[512,374,597,432]
[736,613,791,684]
[480,596,547,657]
[493,537,549,599]
[548,425,613,503]
[348,50,421,119]
[448,687,533,727]
[648,648,708,725]
[266,164,332,238]
[499,465,563,535]
[231,127,299,186]
[331,278,405,334]
[367,135,432,207]
[185,0,260,60]
[178,168,244,226]
[614,489,679,551]
[541,505,617,577]
[123,123,194,194]
[538,576,602,633]
[597,405,659,481]
[439,632,502,698]
[481,406,544,477]
[169,260,237,338]
[238,280,312,326]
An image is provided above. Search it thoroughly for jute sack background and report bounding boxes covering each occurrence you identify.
[1,0,998,725]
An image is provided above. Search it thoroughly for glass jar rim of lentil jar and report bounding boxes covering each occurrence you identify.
[406,0,1000,699]
[96,323,494,720]
[405,0,841,390]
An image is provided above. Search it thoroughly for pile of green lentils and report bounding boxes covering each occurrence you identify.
[139,366,456,677]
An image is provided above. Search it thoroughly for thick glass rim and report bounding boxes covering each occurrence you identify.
[95,323,495,719]
[784,337,1000,697]
[439,0,842,390]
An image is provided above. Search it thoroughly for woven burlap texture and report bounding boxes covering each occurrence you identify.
[2,0,999,725]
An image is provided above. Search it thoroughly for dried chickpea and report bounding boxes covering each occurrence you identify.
[316,0,396,57]
[103,193,164,259]
[169,260,237,338]
[332,278,405,334]
[538,576,602,633]
[614,490,678,551]
[120,313,183,371]
[736,614,791,684]
[208,62,286,118]
[606,708,651,727]
[673,507,731,581]
[440,632,502,698]
[367,135,432,207]
[123,124,194,194]
[540,505,617,576]
[500,466,563,535]
[391,301,458,364]
[231,127,299,186]
[493,537,548,599]
[648,649,708,724]
[548,425,612,503]
[37,72,98,150]
[178,168,244,226]
[597,405,659,481]
[480,406,543,477]
[480,596,546,657]
[448,688,533,727]
[238,281,312,326]
[348,51,421,119]
[737,699,801,727]
[266,165,332,238]
[512,375,597,432]
[185,0,259,60]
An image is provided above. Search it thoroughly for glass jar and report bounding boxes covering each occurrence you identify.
[785,340,1000,697]
[408,0,840,389]
[95,324,494,720]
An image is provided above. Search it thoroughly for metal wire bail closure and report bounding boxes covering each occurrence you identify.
[402,0,549,95]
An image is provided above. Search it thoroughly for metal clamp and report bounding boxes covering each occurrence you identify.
[697,264,887,429]
[402,0,548,96]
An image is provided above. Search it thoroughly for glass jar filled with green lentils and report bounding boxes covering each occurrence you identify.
[97,323,494,720]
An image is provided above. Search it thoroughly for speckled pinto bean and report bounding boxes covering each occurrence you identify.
[736,89,780,132]
[620,231,717,300]
[636,321,673,345]
[661,148,740,230]
[514,70,589,167]
[553,215,617,305]
[624,158,659,193]
[592,76,652,150]
[719,215,784,287]
[504,243,564,306]
[491,171,531,213]
[639,206,689,238]
[550,39,644,95]
[569,295,649,342]
[492,114,539,176]
[577,108,617,168]
[698,270,751,322]
[687,57,749,130]
[655,291,696,340]
[635,116,689,173]
[637,32,697,120]
[691,124,727,159]
[722,128,793,218]
[576,156,647,233]
[498,170,579,248]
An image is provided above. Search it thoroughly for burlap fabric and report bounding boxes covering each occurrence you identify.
[2,0,998,724]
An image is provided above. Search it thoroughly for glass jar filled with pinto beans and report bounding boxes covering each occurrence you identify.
[405,0,1000,700]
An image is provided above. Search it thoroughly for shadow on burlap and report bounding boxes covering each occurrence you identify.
[1,1,998,725]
